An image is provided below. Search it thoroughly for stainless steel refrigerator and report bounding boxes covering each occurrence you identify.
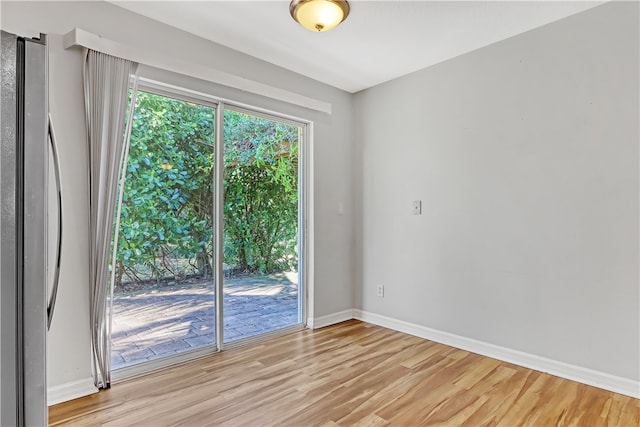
[1,30,61,427]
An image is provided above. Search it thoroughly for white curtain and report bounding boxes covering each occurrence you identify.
[83,49,137,389]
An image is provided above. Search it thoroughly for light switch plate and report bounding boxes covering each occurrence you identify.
[412,200,422,215]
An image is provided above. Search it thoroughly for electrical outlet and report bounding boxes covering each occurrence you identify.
[376,284,384,297]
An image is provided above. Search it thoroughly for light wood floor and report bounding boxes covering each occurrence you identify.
[50,320,639,426]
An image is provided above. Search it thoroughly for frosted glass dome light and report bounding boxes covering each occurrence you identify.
[290,0,350,32]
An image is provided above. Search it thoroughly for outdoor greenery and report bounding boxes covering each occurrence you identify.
[223,111,299,275]
[113,91,299,287]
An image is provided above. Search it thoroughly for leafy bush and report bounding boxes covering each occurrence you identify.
[114,91,299,287]
[223,110,299,274]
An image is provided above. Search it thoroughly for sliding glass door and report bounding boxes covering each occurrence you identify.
[222,108,302,343]
[110,83,306,373]
[110,90,217,370]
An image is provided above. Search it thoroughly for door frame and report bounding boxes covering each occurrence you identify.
[111,77,312,380]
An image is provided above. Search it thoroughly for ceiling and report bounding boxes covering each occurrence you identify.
[108,1,603,93]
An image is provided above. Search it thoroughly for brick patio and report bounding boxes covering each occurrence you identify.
[110,273,299,370]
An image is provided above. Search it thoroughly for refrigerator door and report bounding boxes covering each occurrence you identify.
[22,34,48,427]
[1,29,19,427]
[0,30,48,427]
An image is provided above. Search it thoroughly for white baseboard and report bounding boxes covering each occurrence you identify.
[48,377,98,406]
[309,309,354,329]
[352,309,640,399]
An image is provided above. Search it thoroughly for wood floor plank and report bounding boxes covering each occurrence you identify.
[49,320,639,426]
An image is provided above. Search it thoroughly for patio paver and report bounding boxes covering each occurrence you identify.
[111,274,299,370]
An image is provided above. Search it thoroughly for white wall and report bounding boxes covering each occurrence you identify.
[1,0,355,392]
[355,1,639,382]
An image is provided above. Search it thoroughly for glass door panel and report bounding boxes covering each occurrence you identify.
[222,109,301,343]
[110,90,216,370]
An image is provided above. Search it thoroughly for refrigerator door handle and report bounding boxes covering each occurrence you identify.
[47,113,62,330]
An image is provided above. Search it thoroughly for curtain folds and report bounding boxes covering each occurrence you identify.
[83,49,137,389]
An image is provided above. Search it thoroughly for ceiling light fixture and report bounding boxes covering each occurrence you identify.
[289,0,350,32]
